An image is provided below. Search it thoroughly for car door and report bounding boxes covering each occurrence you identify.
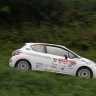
[30,44,50,71]
[67,51,80,74]
[45,45,71,73]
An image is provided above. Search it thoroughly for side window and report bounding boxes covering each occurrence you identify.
[46,46,68,57]
[69,52,78,59]
[31,44,45,53]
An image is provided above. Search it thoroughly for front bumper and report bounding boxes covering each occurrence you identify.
[91,66,96,78]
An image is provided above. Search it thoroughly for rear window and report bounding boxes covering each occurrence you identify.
[31,44,45,53]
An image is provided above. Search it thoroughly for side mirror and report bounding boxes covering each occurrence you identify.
[64,55,68,59]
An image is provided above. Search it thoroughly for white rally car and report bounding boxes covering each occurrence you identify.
[9,43,96,78]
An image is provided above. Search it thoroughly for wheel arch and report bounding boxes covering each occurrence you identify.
[15,59,32,69]
[76,66,93,77]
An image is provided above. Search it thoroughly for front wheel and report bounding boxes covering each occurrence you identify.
[16,60,31,71]
[76,67,93,79]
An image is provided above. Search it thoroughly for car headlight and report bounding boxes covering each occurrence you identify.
[81,60,90,65]
[82,59,96,66]
[89,60,96,66]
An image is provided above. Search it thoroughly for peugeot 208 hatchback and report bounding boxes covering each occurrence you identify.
[9,43,96,78]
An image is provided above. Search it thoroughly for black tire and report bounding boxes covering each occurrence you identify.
[16,59,31,71]
[76,67,93,79]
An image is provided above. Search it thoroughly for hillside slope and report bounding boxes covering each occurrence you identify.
[1,68,96,96]
[0,46,96,96]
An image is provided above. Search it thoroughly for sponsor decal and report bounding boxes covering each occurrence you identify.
[36,63,43,69]
[51,64,57,69]
[53,58,76,64]
[58,59,68,62]
[53,58,57,62]
[63,62,68,64]
[68,61,76,67]
[58,59,75,63]
[59,65,67,71]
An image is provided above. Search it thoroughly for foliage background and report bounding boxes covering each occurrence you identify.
[0,0,96,96]
[0,0,96,51]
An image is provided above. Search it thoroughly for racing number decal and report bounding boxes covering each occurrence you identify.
[53,58,57,62]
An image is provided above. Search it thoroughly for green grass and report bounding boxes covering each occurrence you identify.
[0,44,96,96]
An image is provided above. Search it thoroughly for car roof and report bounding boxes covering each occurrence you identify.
[25,43,80,57]
[25,43,66,48]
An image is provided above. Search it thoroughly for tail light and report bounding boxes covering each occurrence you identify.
[12,50,22,56]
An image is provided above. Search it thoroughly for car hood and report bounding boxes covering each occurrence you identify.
[80,57,96,65]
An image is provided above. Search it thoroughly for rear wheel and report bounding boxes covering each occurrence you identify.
[16,60,31,71]
[77,67,93,79]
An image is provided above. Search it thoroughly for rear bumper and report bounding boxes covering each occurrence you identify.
[9,56,18,68]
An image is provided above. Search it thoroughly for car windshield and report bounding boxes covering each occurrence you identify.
[68,51,78,58]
